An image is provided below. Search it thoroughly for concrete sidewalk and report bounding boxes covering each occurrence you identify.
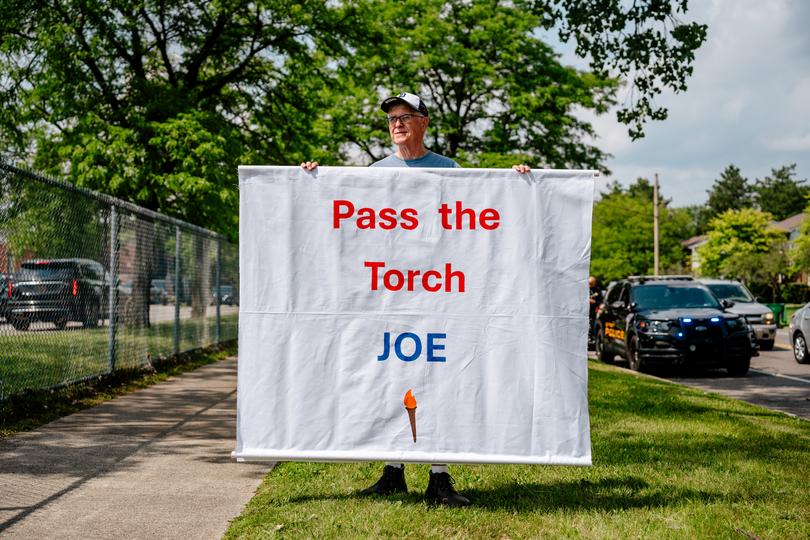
[0,357,271,539]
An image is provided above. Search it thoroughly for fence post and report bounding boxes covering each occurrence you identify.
[216,237,221,344]
[174,226,181,355]
[108,205,118,373]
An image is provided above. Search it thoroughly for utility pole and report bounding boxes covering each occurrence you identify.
[653,173,660,276]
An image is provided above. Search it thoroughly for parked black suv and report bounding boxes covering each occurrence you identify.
[594,276,756,376]
[7,259,109,331]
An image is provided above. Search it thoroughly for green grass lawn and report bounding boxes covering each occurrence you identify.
[225,361,810,539]
[0,314,237,397]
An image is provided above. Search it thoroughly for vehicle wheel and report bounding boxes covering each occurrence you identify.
[627,336,643,372]
[727,356,751,376]
[595,328,613,363]
[11,318,29,331]
[794,332,810,364]
[83,302,101,328]
[759,339,775,351]
[54,317,67,330]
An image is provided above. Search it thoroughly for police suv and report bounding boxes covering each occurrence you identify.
[594,276,756,376]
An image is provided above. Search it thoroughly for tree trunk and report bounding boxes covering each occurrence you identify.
[131,220,154,328]
[190,234,209,318]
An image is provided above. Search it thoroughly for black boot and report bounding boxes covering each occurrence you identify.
[360,465,408,496]
[426,471,471,507]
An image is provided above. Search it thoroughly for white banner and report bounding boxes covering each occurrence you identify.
[235,166,594,465]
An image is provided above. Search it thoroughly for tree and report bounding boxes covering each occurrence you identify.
[325,0,617,170]
[324,0,707,170]
[720,243,790,302]
[0,0,706,175]
[590,178,693,282]
[790,206,810,272]
[680,203,714,235]
[0,167,107,263]
[2,1,708,196]
[754,164,809,221]
[0,0,371,326]
[696,208,785,278]
[706,165,753,218]
[540,0,708,139]
[0,0,367,239]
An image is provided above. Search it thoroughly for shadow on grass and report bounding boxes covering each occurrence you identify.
[462,476,725,512]
[281,475,725,513]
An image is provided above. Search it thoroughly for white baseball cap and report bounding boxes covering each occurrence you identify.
[380,92,429,116]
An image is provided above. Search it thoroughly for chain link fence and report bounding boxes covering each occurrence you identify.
[0,162,238,400]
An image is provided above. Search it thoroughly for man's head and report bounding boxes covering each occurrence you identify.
[381,92,429,149]
[588,276,597,288]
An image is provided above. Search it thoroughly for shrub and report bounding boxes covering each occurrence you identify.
[781,282,810,303]
[746,281,772,302]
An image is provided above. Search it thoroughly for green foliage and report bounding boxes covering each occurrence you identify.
[790,208,810,272]
[705,164,753,219]
[753,164,809,222]
[546,0,708,140]
[0,167,107,260]
[328,0,618,170]
[719,244,790,303]
[680,203,714,235]
[590,179,692,282]
[696,208,786,278]
[0,0,708,236]
[0,0,363,239]
[781,282,810,304]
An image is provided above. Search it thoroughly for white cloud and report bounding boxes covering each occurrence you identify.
[582,0,810,206]
[765,134,810,152]
[578,108,632,156]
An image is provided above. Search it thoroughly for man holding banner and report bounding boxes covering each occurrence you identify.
[301,92,530,507]
[239,95,593,505]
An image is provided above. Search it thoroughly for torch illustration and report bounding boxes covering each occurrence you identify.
[403,389,417,443]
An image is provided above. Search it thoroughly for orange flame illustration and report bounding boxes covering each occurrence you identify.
[404,389,417,443]
[404,389,417,409]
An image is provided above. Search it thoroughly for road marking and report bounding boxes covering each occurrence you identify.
[750,368,810,385]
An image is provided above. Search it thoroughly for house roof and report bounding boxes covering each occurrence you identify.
[772,212,805,232]
[680,213,805,248]
[681,234,707,248]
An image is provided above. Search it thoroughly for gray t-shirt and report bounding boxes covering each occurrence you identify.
[370,151,460,168]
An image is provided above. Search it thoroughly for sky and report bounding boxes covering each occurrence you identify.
[571,0,810,207]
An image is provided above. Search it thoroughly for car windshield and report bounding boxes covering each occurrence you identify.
[706,283,754,302]
[18,263,76,281]
[631,285,720,310]
[152,280,166,290]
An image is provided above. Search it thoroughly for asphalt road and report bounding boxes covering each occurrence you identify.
[600,328,810,420]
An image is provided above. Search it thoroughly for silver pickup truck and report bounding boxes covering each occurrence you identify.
[699,278,777,350]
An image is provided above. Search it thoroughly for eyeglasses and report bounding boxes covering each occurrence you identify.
[386,113,425,124]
